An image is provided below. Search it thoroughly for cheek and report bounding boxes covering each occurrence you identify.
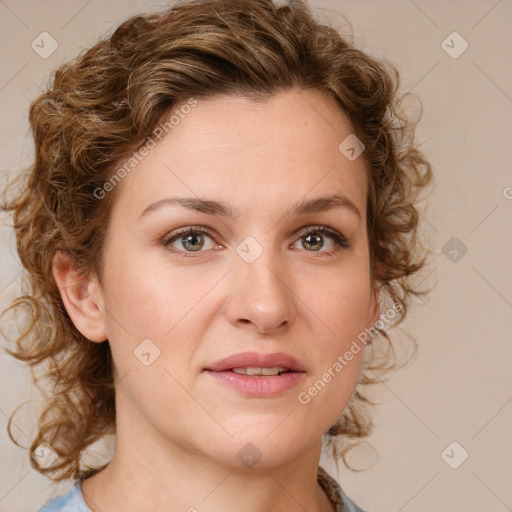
[100,249,209,388]
[296,257,371,409]
[301,259,373,346]
[99,261,196,421]
[101,245,187,335]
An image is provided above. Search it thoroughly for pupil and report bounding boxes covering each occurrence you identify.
[183,233,203,251]
[304,233,323,251]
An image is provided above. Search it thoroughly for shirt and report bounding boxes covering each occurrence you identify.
[39,465,367,511]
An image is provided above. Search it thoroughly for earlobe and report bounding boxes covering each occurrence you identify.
[52,251,108,343]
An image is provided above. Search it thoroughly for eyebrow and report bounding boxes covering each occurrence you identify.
[137,193,362,222]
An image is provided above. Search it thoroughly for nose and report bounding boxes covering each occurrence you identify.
[224,246,297,334]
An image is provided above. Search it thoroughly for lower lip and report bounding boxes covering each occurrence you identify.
[205,370,305,397]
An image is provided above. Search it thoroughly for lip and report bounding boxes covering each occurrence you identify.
[203,351,306,398]
[204,351,305,373]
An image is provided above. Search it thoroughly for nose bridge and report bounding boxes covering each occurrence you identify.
[226,234,296,331]
[237,234,291,300]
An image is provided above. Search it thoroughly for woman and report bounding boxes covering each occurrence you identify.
[2,0,433,510]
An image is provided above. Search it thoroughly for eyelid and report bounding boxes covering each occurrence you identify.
[295,225,348,243]
[161,225,217,244]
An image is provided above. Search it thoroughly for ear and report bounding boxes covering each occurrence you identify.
[52,251,107,343]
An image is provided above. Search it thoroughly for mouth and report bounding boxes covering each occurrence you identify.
[203,352,306,397]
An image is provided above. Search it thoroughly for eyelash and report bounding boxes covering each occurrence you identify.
[161,225,350,258]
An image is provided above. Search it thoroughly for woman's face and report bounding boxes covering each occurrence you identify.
[93,89,380,468]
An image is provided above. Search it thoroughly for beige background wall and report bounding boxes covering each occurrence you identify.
[1,1,511,511]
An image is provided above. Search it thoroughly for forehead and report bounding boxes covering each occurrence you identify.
[111,89,368,222]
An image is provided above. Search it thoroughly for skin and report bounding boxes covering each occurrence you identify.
[53,89,380,512]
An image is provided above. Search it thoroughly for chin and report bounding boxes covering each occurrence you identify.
[201,426,315,470]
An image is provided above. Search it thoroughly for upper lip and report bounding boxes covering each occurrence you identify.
[204,351,305,372]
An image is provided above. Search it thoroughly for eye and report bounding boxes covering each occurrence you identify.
[162,225,350,258]
[163,226,218,255]
[292,225,350,253]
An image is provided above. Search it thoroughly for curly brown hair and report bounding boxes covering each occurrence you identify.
[1,0,433,482]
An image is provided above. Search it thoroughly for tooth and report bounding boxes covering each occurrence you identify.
[261,367,286,375]
[246,367,263,376]
[231,367,288,376]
